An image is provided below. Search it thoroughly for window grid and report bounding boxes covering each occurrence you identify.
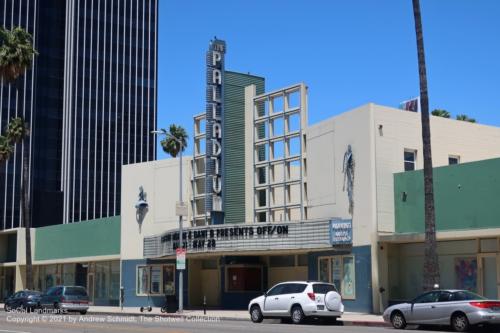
[253,84,307,222]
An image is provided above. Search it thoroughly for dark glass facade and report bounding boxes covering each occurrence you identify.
[0,0,157,229]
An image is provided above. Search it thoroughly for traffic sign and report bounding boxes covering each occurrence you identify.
[176,248,186,270]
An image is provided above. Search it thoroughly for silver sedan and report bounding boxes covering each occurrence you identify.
[383,290,500,332]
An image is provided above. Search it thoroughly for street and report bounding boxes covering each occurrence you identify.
[0,311,498,333]
[0,311,384,333]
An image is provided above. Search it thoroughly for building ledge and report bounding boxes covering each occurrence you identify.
[379,227,500,243]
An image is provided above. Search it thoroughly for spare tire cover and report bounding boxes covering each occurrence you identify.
[325,291,342,311]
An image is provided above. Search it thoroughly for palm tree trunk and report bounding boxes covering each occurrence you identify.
[21,138,33,290]
[412,0,440,291]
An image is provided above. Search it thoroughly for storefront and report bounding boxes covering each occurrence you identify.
[33,261,120,305]
[382,237,500,303]
[0,266,15,300]
[118,219,372,312]
[381,157,500,305]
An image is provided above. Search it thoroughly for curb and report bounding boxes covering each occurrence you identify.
[342,320,390,328]
[87,311,389,327]
[88,311,248,322]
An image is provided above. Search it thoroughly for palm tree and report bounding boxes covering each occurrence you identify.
[0,136,14,161]
[412,0,440,291]
[0,26,37,290]
[456,114,476,123]
[431,109,450,118]
[160,124,188,157]
[0,27,38,82]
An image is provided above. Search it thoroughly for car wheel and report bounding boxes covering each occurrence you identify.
[391,311,407,330]
[4,303,11,312]
[250,305,263,323]
[80,310,87,315]
[291,305,305,324]
[451,313,470,332]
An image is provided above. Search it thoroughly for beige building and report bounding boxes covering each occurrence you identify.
[118,95,500,312]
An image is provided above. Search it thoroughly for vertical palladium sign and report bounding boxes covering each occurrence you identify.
[206,39,226,213]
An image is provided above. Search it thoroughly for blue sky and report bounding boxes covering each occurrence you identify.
[157,0,500,158]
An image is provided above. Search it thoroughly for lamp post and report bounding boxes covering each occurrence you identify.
[151,129,184,313]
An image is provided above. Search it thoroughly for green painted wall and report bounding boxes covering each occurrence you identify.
[35,216,120,261]
[223,71,265,224]
[394,158,500,233]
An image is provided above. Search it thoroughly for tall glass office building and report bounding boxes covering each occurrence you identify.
[0,0,158,229]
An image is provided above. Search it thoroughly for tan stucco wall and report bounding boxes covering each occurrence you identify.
[121,158,193,260]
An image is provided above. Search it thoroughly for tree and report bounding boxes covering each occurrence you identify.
[456,114,476,123]
[0,26,38,82]
[431,109,450,118]
[0,136,14,161]
[160,124,188,158]
[412,0,440,291]
[0,26,37,290]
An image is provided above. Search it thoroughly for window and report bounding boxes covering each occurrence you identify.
[150,266,161,294]
[137,266,149,295]
[256,167,266,185]
[282,283,307,294]
[257,212,267,222]
[412,291,440,304]
[267,284,287,296]
[313,283,338,294]
[448,155,460,165]
[404,150,416,171]
[451,291,486,301]
[65,287,88,297]
[317,255,356,299]
[162,265,175,295]
[226,266,262,292]
[136,264,175,296]
[438,291,452,302]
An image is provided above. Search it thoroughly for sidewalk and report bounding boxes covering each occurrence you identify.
[0,303,388,327]
[86,306,388,327]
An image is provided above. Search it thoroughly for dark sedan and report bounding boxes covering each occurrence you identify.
[4,290,41,311]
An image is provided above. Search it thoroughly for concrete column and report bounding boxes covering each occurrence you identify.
[15,265,26,291]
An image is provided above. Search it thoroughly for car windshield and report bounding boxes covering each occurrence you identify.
[65,287,87,296]
[313,283,337,294]
[453,291,487,301]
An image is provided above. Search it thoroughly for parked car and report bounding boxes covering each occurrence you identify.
[248,281,344,324]
[4,290,41,311]
[383,289,500,332]
[39,286,89,314]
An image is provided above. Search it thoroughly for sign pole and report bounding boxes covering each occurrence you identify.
[178,148,184,313]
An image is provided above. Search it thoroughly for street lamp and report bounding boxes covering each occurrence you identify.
[151,129,185,313]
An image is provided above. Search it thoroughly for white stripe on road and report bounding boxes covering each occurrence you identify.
[0,329,32,333]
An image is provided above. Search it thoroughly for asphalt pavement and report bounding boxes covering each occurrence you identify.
[0,311,498,333]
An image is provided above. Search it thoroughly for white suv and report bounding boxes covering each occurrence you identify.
[248,281,344,324]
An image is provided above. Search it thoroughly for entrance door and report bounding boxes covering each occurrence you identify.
[87,273,95,305]
[480,255,498,299]
[201,269,220,307]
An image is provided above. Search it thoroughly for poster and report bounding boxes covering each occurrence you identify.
[342,256,355,299]
[455,257,477,292]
